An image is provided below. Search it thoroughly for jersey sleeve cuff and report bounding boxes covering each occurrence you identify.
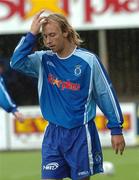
[26,32,37,43]
[110,127,123,135]
[11,108,18,114]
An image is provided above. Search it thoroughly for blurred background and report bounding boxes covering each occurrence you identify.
[0,0,139,180]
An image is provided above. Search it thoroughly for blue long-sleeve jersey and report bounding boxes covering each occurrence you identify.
[10,32,123,134]
[0,75,17,113]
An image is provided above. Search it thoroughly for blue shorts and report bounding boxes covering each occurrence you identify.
[41,120,103,180]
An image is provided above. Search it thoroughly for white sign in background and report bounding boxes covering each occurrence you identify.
[69,0,139,30]
[97,103,137,146]
[8,106,44,150]
[0,109,8,150]
[0,103,137,150]
[0,0,139,34]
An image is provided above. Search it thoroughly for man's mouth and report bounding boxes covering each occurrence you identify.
[49,45,55,49]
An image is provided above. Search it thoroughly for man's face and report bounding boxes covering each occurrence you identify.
[43,20,67,53]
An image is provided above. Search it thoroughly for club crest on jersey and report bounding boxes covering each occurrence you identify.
[94,153,102,163]
[74,65,82,76]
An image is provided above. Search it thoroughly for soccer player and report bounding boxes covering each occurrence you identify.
[10,10,125,180]
[0,60,23,121]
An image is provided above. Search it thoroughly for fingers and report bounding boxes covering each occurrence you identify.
[35,13,46,23]
[114,142,125,155]
[30,10,48,35]
[111,135,125,155]
[14,112,24,122]
[34,10,48,23]
[34,10,45,19]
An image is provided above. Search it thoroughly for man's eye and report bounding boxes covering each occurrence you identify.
[50,33,55,37]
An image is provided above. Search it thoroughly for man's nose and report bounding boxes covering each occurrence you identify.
[46,37,52,45]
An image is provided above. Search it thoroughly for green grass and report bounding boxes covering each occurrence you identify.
[0,150,41,180]
[0,147,139,180]
[93,147,139,180]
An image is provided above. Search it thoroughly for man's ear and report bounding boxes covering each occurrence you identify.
[43,38,47,47]
[63,31,68,38]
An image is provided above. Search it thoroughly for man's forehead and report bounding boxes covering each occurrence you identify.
[43,20,61,32]
[45,19,59,27]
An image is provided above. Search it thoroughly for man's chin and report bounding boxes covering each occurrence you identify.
[51,48,57,53]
